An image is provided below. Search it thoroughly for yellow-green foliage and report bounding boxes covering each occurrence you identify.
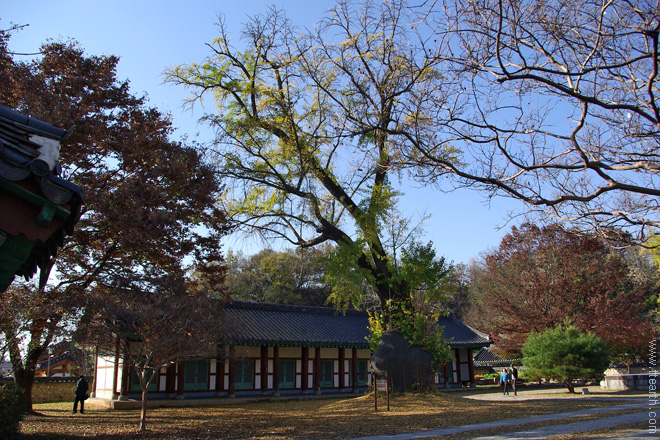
[325,240,375,311]
[367,299,450,365]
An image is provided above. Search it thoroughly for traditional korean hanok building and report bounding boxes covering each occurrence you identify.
[0,104,84,291]
[472,348,521,377]
[93,301,491,402]
[35,342,91,377]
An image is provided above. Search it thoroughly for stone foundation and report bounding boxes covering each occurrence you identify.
[600,374,654,391]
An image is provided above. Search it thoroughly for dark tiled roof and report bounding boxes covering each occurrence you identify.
[473,348,519,365]
[221,302,492,349]
[474,348,501,363]
[223,301,371,348]
[438,314,492,348]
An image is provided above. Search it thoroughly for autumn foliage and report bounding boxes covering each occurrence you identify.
[0,32,229,412]
[467,223,657,360]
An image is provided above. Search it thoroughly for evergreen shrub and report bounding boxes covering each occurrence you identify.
[0,381,25,440]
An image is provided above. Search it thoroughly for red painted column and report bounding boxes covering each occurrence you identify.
[166,364,176,398]
[273,346,280,396]
[176,361,185,399]
[351,348,358,392]
[228,346,236,398]
[119,358,130,400]
[112,338,120,399]
[302,347,309,393]
[338,348,345,392]
[91,346,98,398]
[468,348,475,387]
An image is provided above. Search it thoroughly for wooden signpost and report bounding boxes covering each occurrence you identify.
[372,371,390,411]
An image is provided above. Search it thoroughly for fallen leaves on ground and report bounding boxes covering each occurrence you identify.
[20,387,644,439]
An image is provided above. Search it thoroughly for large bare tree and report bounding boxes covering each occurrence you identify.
[408,0,660,245]
[78,277,229,433]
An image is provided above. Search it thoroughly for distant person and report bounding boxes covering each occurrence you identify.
[73,375,89,414]
[510,364,518,396]
[499,369,510,395]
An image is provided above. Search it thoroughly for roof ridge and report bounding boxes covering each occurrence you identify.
[226,300,368,316]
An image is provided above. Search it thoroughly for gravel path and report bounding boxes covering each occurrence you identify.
[346,396,649,440]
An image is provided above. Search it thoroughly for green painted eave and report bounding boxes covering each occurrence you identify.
[0,231,35,291]
[0,177,72,225]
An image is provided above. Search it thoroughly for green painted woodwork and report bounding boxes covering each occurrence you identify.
[0,232,35,291]
[183,360,209,391]
[0,177,74,291]
[234,359,254,390]
[0,177,71,223]
[130,368,158,392]
[279,359,295,388]
[37,202,57,227]
[353,359,368,387]
[320,360,333,388]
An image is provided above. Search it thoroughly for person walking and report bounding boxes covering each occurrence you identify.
[73,375,89,414]
[499,369,510,395]
[510,364,518,396]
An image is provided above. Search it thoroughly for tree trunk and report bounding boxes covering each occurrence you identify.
[5,318,56,413]
[14,369,35,412]
[564,379,574,393]
[139,389,149,432]
[10,341,46,413]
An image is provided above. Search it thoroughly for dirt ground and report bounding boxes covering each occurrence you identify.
[19,386,649,439]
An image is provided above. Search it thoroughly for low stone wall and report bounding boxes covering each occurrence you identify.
[601,374,653,391]
[2,376,92,403]
[32,377,80,403]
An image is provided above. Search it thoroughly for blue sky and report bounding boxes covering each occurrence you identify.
[2,0,522,265]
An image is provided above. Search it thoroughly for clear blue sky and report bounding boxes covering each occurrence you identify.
[2,0,521,265]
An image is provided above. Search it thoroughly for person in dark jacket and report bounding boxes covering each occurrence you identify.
[73,375,89,414]
[510,364,519,396]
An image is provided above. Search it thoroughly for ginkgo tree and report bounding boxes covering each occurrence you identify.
[166,0,454,335]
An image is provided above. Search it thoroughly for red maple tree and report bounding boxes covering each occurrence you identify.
[0,32,229,411]
[467,223,657,363]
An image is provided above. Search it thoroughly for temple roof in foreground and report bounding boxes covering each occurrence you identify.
[0,104,85,290]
